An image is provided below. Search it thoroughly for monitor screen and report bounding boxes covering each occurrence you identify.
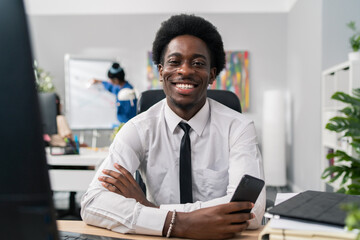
[38,92,58,135]
[0,0,58,239]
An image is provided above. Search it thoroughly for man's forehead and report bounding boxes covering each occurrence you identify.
[165,35,210,56]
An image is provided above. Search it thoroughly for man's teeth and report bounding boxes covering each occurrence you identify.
[176,84,194,89]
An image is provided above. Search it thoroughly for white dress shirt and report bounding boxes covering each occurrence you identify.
[81,98,265,236]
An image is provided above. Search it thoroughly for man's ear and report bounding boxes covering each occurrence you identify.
[208,67,217,85]
[158,64,163,82]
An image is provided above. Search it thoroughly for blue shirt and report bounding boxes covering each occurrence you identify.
[101,81,137,123]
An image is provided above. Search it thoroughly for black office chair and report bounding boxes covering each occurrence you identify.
[137,89,241,114]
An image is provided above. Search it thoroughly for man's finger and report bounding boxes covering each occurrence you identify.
[220,201,254,214]
[102,169,129,185]
[101,182,121,194]
[98,175,125,190]
[114,163,137,184]
[224,221,249,232]
[221,211,254,225]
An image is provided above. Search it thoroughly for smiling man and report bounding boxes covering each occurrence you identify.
[81,14,265,239]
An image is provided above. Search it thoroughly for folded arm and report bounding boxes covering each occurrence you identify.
[97,163,257,239]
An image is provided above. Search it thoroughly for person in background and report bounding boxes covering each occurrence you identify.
[81,14,265,239]
[92,63,137,123]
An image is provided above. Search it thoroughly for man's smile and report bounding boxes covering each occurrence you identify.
[175,83,196,89]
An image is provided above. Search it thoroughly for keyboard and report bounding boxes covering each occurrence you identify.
[59,231,130,240]
[267,190,360,226]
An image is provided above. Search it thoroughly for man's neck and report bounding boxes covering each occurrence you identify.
[167,98,206,121]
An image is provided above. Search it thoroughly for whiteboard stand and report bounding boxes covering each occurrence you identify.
[92,129,99,148]
[79,131,85,146]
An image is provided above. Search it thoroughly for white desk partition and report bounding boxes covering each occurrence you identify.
[46,147,108,192]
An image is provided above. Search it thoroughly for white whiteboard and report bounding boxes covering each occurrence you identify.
[65,56,119,129]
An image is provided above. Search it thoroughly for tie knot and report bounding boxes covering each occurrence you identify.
[178,122,191,133]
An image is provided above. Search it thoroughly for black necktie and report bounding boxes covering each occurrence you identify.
[178,122,193,204]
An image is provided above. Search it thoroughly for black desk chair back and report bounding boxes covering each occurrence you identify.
[135,89,241,194]
[137,89,241,114]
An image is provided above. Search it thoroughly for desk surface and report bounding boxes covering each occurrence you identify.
[46,147,108,166]
[57,220,262,240]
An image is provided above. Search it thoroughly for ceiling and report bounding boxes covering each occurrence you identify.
[24,0,298,15]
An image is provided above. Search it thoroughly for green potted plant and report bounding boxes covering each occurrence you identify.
[347,21,360,61]
[322,89,360,236]
[322,89,360,195]
[34,60,55,93]
[342,202,360,240]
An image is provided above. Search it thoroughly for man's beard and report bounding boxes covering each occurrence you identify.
[169,96,196,111]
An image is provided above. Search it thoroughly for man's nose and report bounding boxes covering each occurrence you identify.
[177,62,194,75]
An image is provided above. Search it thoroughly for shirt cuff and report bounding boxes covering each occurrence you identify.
[135,206,169,236]
[159,204,185,212]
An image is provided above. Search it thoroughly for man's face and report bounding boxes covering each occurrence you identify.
[158,35,216,116]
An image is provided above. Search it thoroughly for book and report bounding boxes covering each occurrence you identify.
[259,220,357,240]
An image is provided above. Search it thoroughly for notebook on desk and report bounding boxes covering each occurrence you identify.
[267,190,360,227]
[0,1,127,239]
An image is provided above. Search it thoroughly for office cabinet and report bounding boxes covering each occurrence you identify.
[321,59,360,191]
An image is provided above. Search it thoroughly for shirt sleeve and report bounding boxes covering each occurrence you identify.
[101,81,114,92]
[80,121,169,236]
[160,122,266,229]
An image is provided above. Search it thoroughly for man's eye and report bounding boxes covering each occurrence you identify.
[168,60,179,65]
[193,61,205,66]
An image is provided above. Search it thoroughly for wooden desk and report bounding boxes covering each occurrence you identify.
[57,220,263,240]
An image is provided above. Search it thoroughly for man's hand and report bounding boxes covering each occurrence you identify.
[98,163,157,208]
[164,202,255,240]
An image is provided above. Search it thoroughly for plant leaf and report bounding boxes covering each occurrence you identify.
[347,21,356,31]
[332,92,360,106]
[352,88,360,98]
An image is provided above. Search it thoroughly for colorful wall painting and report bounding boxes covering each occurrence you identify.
[210,51,249,112]
[146,50,249,112]
[146,52,161,89]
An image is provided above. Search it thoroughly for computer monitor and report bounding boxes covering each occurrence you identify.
[0,0,58,239]
[38,92,58,135]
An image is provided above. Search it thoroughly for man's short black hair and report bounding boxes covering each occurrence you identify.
[152,14,225,77]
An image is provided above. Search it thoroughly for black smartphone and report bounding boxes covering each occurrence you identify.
[230,174,265,213]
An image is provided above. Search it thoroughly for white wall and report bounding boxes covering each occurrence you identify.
[27,0,360,190]
[27,13,287,145]
[322,0,360,69]
[24,0,298,15]
[287,0,323,191]
[287,0,360,192]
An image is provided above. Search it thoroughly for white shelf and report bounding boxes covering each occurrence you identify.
[322,61,350,75]
[321,59,360,191]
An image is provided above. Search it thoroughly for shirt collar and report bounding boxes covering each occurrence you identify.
[164,99,210,136]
